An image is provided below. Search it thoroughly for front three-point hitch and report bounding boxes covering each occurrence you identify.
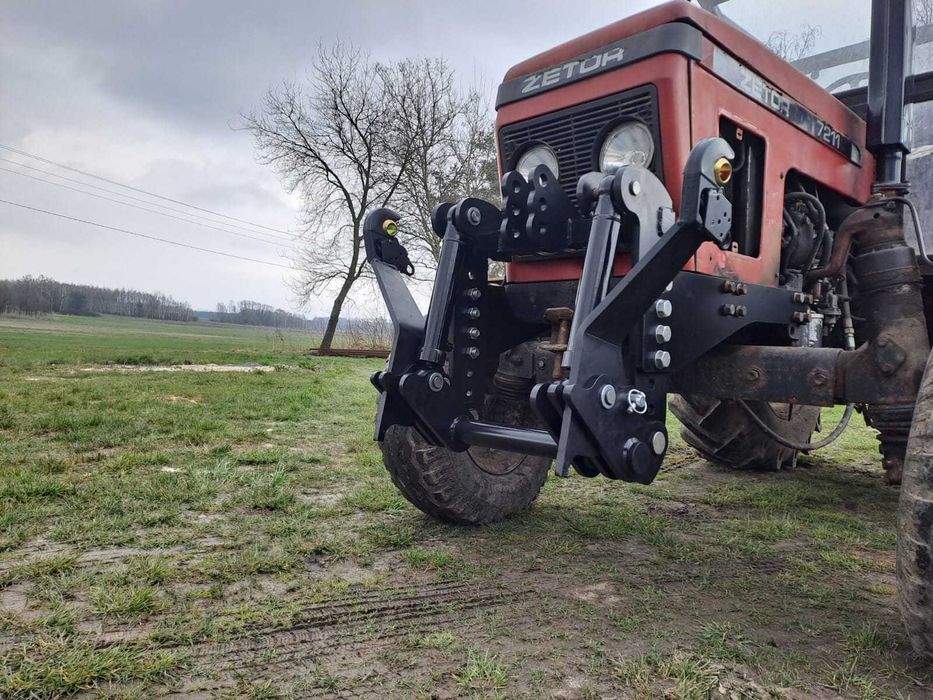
[367,138,749,483]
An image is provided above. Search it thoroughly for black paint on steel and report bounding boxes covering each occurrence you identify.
[453,419,558,458]
[867,0,913,186]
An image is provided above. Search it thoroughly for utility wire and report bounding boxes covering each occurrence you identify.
[0,156,298,242]
[0,143,293,236]
[0,166,296,250]
[0,198,294,270]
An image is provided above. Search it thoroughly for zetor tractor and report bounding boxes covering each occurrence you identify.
[364,0,933,658]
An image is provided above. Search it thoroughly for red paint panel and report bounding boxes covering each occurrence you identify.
[689,62,873,286]
[501,53,693,284]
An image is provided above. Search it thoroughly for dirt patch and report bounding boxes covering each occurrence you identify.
[165,395,202,405]
[79,364,274,373]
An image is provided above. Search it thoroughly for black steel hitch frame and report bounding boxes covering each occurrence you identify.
[365,137,831,483]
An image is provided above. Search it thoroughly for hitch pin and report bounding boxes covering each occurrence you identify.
[627,389,648,415]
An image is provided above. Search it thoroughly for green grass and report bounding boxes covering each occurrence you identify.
[0,313,927,698]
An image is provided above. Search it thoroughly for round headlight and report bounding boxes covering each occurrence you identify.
[598,122,655,173]
[515,145,559,181]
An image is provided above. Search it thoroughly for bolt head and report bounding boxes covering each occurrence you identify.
[428,372,445,392]
[654,299,673,318]
[467,207,482,225]
[599,384,617,409]
[650,431,667,455]
[654,325,672,344]
[629,180,642,196]
[651,350,671,369]
[467,327,480,339]
[467,287,482,301]
[465,346,480,359]
[467,307,481,319]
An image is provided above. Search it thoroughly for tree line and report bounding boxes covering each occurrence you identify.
[0,276,195,322]
[211,300,308,329]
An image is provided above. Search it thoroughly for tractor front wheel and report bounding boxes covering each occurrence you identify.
[898,350,933,660]
[380,395,550,525]
[670,394,821,470]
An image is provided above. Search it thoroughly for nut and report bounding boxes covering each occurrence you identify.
[654,299,673,318]
[650,350,671,369]
[654,325,672,344]
[650,431,667,455]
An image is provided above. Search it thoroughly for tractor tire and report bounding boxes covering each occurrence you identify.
[897,351,933,660]
[669,394,821,470]
[380,395,550,525]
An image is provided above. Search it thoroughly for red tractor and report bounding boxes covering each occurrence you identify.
[364,0,933,658]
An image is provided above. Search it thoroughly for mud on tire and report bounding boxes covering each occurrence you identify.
[669,394,821,469]
[898,351,933,660]
[380,396,550,525]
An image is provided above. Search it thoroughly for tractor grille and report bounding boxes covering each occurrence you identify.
[498,85,661,208]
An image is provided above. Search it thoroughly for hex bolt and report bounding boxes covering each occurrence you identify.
[629,180,642,196]
[466,327,481,339]
[721,280,737,294]
[792,311,810,324]
[467,207,482,225]
[735,283,748,296]
[428,372,445,392]
[720,304,736,316]
[653,325,672,343]
[467,307,481,319]
[466,287,482,301]
[654,299,673,318]
[599,384,617,409]
[650,350,671,369]
[465,346,481,359]
[735,305,747,317]
[650,431,667,456]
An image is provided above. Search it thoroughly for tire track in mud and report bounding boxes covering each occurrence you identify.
[176,578,529,694]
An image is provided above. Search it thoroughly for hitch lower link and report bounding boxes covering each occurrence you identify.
[366,137,735,484]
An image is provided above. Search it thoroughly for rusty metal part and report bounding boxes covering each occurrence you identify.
[804,205,878,285]
[677,199,929,480]
[541,307,574,379]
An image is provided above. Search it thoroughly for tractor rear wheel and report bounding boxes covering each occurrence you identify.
[380,394,550,525]
[897,350,933,660]
[670,395,821,469]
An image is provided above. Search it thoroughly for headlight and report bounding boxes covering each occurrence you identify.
[515,145,559,181]
[598,121,654,173]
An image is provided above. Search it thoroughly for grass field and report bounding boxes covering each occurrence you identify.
[0,313,930,699]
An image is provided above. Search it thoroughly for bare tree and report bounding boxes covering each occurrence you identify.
[245,46,492,349]
[766,24,821,61]
[244,44,415,350]
[917,0,933,26]
[383,60,499,266]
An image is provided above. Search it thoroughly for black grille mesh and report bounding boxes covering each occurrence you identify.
[498,85,660,207]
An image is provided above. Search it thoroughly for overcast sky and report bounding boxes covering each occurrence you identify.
[0,0,869,315]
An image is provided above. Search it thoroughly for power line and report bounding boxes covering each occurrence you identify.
[0,143,293,236]
[0,156,298,242]
[0,166,297,250]
[0,198,294,270]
